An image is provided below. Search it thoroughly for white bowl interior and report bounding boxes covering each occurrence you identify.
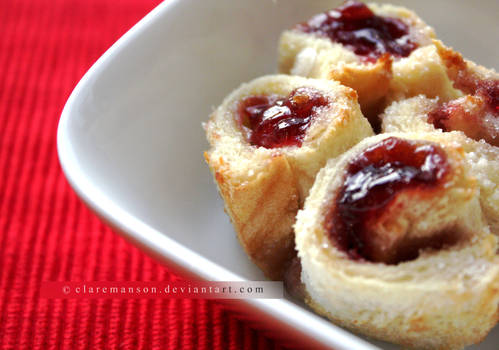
[58,0,499,349]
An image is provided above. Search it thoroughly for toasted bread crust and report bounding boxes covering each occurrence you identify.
[206,152,299,280]
[328,54,392,121]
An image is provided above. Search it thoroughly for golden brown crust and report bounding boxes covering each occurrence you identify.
[434,40,499,92]
[327,54,392,122]
[434,39,470,90]
[206,152,299,280]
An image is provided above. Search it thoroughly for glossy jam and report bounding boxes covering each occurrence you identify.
[237,87,329,148]
[326,137,450,264]
[296,0,417,62]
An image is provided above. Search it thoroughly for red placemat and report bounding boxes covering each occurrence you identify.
[0,1,288,348]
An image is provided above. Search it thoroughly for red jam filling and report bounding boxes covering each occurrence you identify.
[296,0,417,62]
[427,102,458,132]
[326,137,450,264]
[237,87,329,148]
[428,79,499,144]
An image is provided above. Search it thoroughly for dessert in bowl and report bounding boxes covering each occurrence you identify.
[205,1,499,348]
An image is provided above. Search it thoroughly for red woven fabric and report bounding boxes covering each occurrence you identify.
[0,1,287,348]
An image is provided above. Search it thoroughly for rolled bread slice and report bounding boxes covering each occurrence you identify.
[382,94,499,235]
[204,74,373,279]
[295,132,499,349]
[278,1,460,124]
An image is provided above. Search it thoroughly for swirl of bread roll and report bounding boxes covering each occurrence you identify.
[278,1,460,125]
[204,75,373,279]
[381,48,499,234]
[295,132,499,349]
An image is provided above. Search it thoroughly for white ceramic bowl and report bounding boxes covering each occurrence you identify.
[57,0,499,348]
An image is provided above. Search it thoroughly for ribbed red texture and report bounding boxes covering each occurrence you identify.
[0,1,288,348]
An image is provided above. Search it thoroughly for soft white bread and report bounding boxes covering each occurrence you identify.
[205,75,373,279]
[278,3,460,120]
[382,96,499,236]
[295,132,499,349]
[388,43,461,104]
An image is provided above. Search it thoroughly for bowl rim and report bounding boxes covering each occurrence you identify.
[56,1,380,349]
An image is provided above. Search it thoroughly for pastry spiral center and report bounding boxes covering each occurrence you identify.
[296,0,417,62]
[237,87,329,148]
[326,137,452,264]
